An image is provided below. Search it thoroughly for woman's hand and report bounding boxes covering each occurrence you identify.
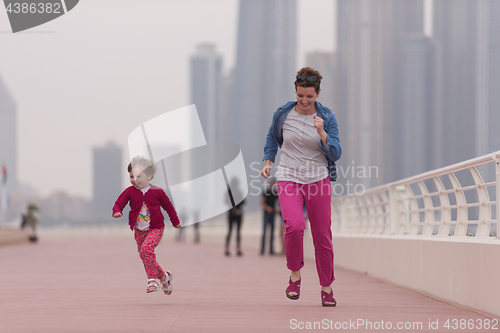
[174,220,182,229]
[313,115,324,133]
[314,116,328,146]
[261,165,271,178]
[261,160,272,178]
[113,212,123,218]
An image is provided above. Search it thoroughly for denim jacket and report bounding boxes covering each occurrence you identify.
[263,101,342,181]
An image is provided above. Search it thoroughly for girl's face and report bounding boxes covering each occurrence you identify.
[129,167,151,189]
[295,86,320,114]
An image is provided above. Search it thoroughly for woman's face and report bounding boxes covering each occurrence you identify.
[295,86,320,114]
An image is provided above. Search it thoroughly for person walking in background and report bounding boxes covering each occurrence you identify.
[260,177,278,255]
[261,67,342,307]
[21,203,40,242]
[113,156,181,295]
[193,209,200,244]
[225,177,245,256]
[175,208,187,242]
[176,209,201,244]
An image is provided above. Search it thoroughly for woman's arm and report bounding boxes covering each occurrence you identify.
[321,114,342,162]
[263,111,279,163]
[314,116,328,147]
[261,160,272,178]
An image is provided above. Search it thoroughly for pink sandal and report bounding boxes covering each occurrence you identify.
[321,289,337,307]
[286,277,301,300]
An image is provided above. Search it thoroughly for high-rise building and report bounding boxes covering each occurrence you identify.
[0,75,17,193]
[92,142,122,218]
[231,0,297,193]
[475,0,500,159]
[190,43,223,144]
[336,0,425,187]
[305,51,337,112]
[219,69,233,145]
[487,1,500,157]
[398,35,437,178]
[433,0,478,167]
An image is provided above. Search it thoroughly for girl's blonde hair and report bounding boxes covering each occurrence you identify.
[127,156,157,180]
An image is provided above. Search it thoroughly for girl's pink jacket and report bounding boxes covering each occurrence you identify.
[112,185,181,230]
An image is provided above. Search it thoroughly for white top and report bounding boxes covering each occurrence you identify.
[135,186,151,231]
[276,108,328,184]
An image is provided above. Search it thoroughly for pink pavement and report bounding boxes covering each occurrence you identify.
[0,230,497,333]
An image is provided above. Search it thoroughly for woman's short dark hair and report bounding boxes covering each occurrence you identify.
[294,67,322,93]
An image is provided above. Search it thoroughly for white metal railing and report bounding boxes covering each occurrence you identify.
[331,151,500,238]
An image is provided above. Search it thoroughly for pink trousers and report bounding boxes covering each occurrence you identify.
[134,227,165,279]
[277,177,335,287]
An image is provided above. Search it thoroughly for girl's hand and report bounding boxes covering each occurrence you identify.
[113,212,123,218]
[173,221,181,229]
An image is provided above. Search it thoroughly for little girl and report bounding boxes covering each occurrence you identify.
[112,156,181,294]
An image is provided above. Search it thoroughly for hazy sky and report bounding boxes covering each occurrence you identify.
[0,0,335,199]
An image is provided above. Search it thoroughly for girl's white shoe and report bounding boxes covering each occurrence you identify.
[162,271,173,295]
[146,278,161,293]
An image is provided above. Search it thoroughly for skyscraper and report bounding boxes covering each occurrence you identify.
[336,0,425,187]
[398,35,437,178]
[231,0,297,191]
[190,43,223,144]
[92,142,122,218]
[475,0,500,159]
[487,1,500,157]
[0,75,17,193]
[305,51,337,112]
[433,0,478,167]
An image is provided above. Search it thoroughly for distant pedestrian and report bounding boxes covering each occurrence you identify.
[261,67,342,306]
[113,156,181,295]
[176,209,201,244]
[193,209,200,244]
[175,208,188,242]
[260,177,278,255]
[225,177,245,256]
[21,203,40,242]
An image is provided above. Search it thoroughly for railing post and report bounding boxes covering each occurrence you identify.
[496,160,500,239]
[340,198,347,233]
[389,187,398,234]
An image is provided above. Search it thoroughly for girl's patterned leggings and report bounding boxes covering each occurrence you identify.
[134,227,165,279]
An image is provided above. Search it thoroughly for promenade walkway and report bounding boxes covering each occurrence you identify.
[0,220,498,333]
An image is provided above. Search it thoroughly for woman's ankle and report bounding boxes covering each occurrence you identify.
[321,285,332,293]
